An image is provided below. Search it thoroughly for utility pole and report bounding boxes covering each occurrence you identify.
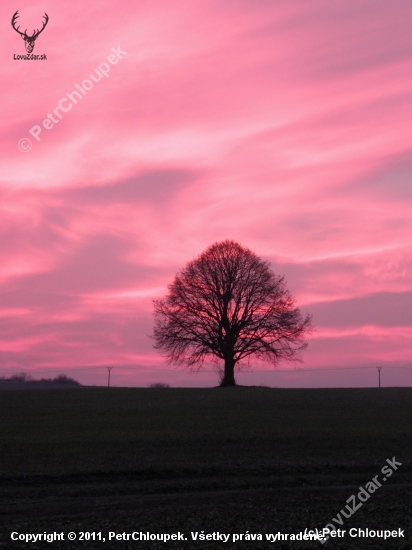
[376,366,382,388]
[107,366,113,387]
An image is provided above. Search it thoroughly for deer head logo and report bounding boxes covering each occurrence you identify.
[11,11,49,54]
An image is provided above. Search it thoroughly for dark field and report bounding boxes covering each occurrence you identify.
[1,387,411,549]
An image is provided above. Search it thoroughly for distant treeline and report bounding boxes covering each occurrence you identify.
[0,373,81,386]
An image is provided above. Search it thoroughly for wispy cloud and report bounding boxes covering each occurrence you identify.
[1,0,411,385]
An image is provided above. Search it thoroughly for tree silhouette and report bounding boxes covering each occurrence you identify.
[153,240,313,386]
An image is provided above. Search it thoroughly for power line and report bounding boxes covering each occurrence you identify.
[0,366,107,375]
[0,364,411,376]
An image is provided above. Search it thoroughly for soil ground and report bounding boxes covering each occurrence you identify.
[1,387,411,549]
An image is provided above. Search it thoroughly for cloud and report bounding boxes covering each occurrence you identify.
[1,0,412,384]
[310,291,412,328]
[63,168,200,205]
[343,149,412,201]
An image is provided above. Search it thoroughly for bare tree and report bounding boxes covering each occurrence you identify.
[153,240,313,386]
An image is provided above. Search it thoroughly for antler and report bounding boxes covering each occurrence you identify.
[32,13,49,39]
[11,11,25,36]
[11,11,49,54]
[11,11,49,39]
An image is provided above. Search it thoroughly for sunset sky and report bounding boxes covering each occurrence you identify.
[1,0,412,387]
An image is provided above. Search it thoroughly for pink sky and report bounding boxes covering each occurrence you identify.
[1,0,412,387]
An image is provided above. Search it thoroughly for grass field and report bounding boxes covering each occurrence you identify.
[1,387,411,549]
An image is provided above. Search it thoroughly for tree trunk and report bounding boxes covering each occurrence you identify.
[220,357,236,387]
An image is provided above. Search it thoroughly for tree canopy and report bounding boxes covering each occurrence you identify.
[153,240,313,386]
